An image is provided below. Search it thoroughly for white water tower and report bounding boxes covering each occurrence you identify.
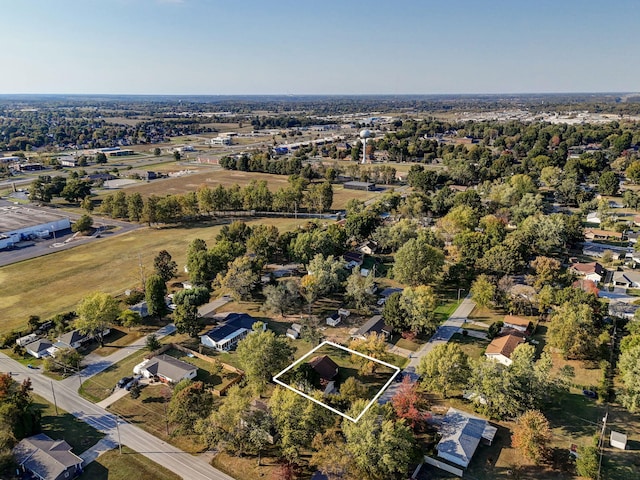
[359,129,372,164]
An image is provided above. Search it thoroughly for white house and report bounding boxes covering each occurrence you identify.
[24,339,53,359]
[200,313,265,351]
[326,312,341,327]
[16,333,38,347]
[586,211,601,224]
[484,334,525,366]
[612,270,640,289]
[357,241,378,255]
[134,354,197,384]
[436,408,497,468]
[570,262,606,283]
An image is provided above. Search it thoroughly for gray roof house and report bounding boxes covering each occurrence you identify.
[24,339,53,359]
[436,408,497,468]
[134,354,197,384]
[351,315,393,340]
[200,313,265,351]
[13,433,84,480]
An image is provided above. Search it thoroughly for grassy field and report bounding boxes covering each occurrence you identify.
[449,332,490,360]
[33,394,105,453]
[0,217,308,334]
[79,445,182,480]
[108,383,209,453]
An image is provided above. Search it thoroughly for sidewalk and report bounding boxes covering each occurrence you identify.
[79,436,118,465]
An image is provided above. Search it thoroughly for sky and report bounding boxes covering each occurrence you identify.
[0,0,638,95]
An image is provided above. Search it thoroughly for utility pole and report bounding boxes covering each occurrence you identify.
[50,381,59,416]
[115,415,122,454]
[138,252,146,291]
[598,410,608,480]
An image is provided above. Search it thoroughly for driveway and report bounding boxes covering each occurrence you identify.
[0,353,234,480]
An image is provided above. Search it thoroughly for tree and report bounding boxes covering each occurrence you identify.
[345,267,375,311]
[618,343,640,412]
[262,281,300,317]
[391,376,427,429]
[418,343,470,398]
[153,250,177,283]
[236,324,294,394]
[61,178,92,203]
[339,377,368,405]
[81,196,94,213]
[511,410,552,464]
[172,286,210,308]
[348,332,388,375]
[219,256,259,301]
[310,429,354,480]
[76,292,120,347]
[626,161,640,184]
[118,309,142,330]
[173,151,181,161]
[305,182,333,213]
[306,253,346,296]
[186,238,212,286]
[146,333,161,351]
[71,214,93,233]
[470,274,496,309]
[173,303,201,338]
[153,147,161,156]
[476,244,523,276]
[530,255,561,290]
[342,401,416,480]
[95,152,108,164]
[393,238,445,286]
[145,274,167,318]
[547,302,599,360]
[576,443,599,479]
[598,171,619,196]
[127,192,144,222]
[168,381,214,434]
[400,285,438,334]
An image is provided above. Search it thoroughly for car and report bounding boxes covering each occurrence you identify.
[583,389,598,399]
[27,364,37,369]
[117,376,133,388]
[125,375,142,391]
[394,373,404,383]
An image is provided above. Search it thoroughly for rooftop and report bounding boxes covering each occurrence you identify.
[485,334,525,359]
[13,433,83,480]
[144,354,196,380]
[0,205,68,234]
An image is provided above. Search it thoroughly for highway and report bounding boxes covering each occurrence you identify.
[0,351,235,480]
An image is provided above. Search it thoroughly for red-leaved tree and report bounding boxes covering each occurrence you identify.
[391,376,429,429]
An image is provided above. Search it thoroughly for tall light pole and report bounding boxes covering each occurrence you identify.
[458,289,464,302]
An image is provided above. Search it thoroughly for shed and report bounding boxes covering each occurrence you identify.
[610,431,627,450]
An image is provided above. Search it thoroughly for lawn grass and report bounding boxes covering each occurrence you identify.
[163,347,240,390]
[86,328,146,357]
[33,394,105,453]
[108,383,209,454]
[433,297,462,324]
[79,348,152,403]
[449,332,490,360]
[211,448,302,480]
[468,305,506,325]
[79,445,181,480]
[0,217,309,335]
[394,337,422,352]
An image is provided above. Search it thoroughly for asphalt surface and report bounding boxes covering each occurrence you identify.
[0,342,234,480]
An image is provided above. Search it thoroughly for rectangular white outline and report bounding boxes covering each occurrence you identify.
[272,340,401,422]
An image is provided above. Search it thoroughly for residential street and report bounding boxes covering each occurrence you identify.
[379,295,476,404]
[0,352,235,480]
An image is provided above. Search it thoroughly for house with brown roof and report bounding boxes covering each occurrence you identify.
[569,262,606,283]
[584,228,623,240]
[484,334,525,366]
[309,355,339,382]
[502,315,531,333]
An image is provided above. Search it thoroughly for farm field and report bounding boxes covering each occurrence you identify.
[0,217,308,334]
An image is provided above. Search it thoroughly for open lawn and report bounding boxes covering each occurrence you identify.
[33,394,105,453]
[211,449,315,480]
[108,383,209,454]
[468,305,507,325]
[449,332,490,360]
[79,446,181,480]
[0,217,309,335]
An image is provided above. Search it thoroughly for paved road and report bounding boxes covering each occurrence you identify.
[0,353,234,480]
[379,295,476,404]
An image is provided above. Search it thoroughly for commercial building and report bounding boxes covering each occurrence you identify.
[0,205,71,250]
[343,181,376,191]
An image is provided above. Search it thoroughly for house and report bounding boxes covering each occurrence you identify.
[286,323,303,340]
[309,355,339,382]
[351,315,393,340]
[379,287,403,298]
[502,315,530,333]
[627,231,640,244]
[13,433,84,480]
[338,308,350,318]
[357,241,378,255]
[129,301,150,318]
[16,333,38,347]
[570,262,606,283]
[53,328,110,352]
[484,334,525,366]
[134,354,197,383]
[200,313,265,351]
[586,212,602,224]
[608,301,640,319]
[436,408,497,469]
[24,339,53,359]
[612,270,640,289]
[584,228,623,240]
[343,251,364,269]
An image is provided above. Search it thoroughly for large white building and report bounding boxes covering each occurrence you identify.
[0,205,71,250]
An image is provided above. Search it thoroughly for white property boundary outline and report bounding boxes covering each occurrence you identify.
[272,340,401,423]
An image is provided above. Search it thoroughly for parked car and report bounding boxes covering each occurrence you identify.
[125,375,142,391]
[117,376,133,388]
[583,389,598,399]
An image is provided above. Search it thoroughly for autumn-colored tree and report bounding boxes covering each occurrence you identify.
[511,410,552,464]
[470,274,496,309]
[530,256,561,290]
[347,332,388,374]
[391,376,428,429]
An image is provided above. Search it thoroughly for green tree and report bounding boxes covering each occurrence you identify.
[382,292,408,331]
[347,332,388,375]
[618,343,640,412]
[145,274,167,318]
[61,178,92,203]
[400,285,438,334]
[393,238,445,286]
[547,302,599,360]
[71,214,93,233]
[172,286,210,308]
[118,309,142,330]
[511,410,552,464]
[173,303,201,338]
[81,196,94,213]
[342,401,416,480]
[168,381,214,434]
[418,343,470,398]
[153,147,161,156]
[470,274,496,309]
[127,192,144,222]
[153,250,178,283]
[236,324,294,394]
[75,292,120,347]
[146,333,161,351]
[219,256,259,301]
[598,171,619,196]
[345,266,375,311]
[626,161,640,184]
[576,443,599,479]
[186,238,212,286]
[95,152,108,164]
[306,253,346,296]
[262,281,300,317]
